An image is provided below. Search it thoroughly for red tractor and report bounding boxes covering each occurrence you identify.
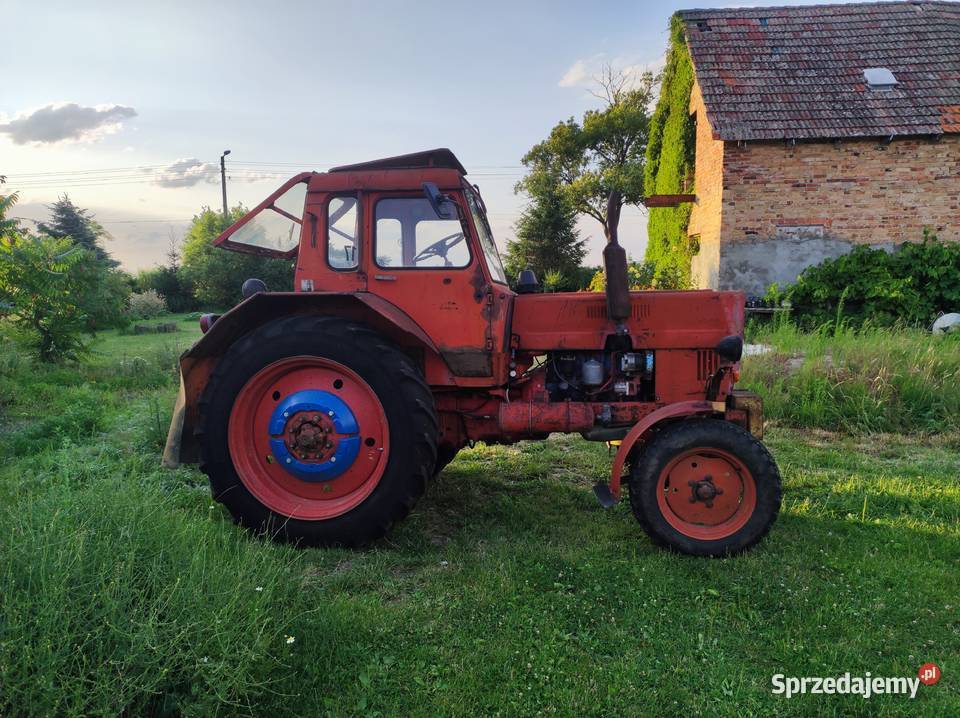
[163,149,781,557]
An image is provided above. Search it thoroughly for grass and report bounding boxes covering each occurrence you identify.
[0,316,957,716]
[742,320,960,434]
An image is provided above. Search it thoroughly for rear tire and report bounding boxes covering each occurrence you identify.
[198,316,438,547]
[433,445,459,475]
[627,419,781,557]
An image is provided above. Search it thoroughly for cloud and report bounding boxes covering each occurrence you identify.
[558,54,666,91]
[152,159,280,188]
[559,59,589,88]
[0,103,137,145]
[154,158,219,188]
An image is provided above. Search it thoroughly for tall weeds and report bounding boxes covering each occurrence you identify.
[742,320,960,433]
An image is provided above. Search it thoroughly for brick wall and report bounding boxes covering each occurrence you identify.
[687,85,960,293]
[687,79,725,289]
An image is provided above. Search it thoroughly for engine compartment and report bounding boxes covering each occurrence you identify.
[544,350,656,403]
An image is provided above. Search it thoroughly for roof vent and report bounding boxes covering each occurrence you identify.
[864,67,898,89]
[696,21,711,32]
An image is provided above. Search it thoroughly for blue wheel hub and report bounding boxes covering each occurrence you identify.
[268,390,360,482]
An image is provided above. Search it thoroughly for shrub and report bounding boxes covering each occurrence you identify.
[0,233,129,362]
[588,260,688,292]
[136,266,198,313]
[128,289,168,319]
[784,232,960,327]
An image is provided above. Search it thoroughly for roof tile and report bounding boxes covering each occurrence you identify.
[679,1,960,139]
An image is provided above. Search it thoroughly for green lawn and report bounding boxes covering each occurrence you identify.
[0,318,957,716]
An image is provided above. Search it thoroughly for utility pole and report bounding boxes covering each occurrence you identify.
[220,149,231,221]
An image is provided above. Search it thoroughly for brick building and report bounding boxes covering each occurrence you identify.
[677,1,960,294]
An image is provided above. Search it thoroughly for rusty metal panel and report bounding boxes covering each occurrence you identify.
[730,389,764,438]
[441,349,492,377]
[512,290,745,352]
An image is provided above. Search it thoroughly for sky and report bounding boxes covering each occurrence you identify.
[4,0,847,272]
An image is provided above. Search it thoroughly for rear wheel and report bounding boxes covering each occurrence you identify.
[433,445,459,475]
[627,419,781,557]
[198,316,438,546]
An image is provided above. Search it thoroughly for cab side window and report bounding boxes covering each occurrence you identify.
[374,197,469,268]
[327,196,358,269]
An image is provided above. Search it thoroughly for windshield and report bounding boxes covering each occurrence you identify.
[464,186,506,284]
[222,180,306,256]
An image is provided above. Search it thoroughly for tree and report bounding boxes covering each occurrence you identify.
[38,194,117,265]
[504,174,585,290]
[518,66,655,246]
[0,191,129,361]
[0,192,21,235]
[136,234,198,312]
[180,207,295,309]
[0,232,129,361]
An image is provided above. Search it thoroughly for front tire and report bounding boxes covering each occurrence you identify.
[628,419,781,557]
[198,316,438,547]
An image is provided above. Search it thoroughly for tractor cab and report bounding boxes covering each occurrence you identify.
[213,149,513,382]
[214,148,508,292]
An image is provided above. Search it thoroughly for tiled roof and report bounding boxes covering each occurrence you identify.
[678,1,960,140]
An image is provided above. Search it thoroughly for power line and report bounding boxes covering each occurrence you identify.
[5,160,524,176]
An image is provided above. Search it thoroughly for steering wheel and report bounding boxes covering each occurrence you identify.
[412,231,464,267]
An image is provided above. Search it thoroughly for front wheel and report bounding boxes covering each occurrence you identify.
[627,419,781,557]
[198,316,438,547]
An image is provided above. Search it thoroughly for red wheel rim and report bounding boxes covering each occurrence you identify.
[228,356,389,520]
[655,447,756,541]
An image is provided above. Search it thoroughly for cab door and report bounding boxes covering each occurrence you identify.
[362,190,494,378]
[295,191,367,293]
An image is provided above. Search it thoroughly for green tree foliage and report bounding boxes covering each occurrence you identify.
[504,175,585,290]
[0,232,129,361]
[38,194,117,266]
[136,238,198,312]
[0,192,21,235]
[518,67,655,244]
[644,15,697,285]
[587,259,688,292]
[180,207,295,309]
[780,232,960,327]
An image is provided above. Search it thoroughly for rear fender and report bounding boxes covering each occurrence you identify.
[162,292,442,467]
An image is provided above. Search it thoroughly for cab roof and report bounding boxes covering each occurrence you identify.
[329,148,467,175]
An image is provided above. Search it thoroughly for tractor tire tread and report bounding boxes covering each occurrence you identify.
[197,314,438,547]
[627,418,781,557]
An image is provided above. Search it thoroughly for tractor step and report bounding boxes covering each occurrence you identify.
[592,482,617,508]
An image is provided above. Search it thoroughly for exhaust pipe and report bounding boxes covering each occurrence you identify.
[603,191,630,326]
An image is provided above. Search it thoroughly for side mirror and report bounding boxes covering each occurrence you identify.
[422,182,457,220]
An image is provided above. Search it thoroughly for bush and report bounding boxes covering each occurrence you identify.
[588,260,688,292]
[0,233,129,362]
[136,266,198,313]
[128,290,168,319]
[783,232,960,327]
